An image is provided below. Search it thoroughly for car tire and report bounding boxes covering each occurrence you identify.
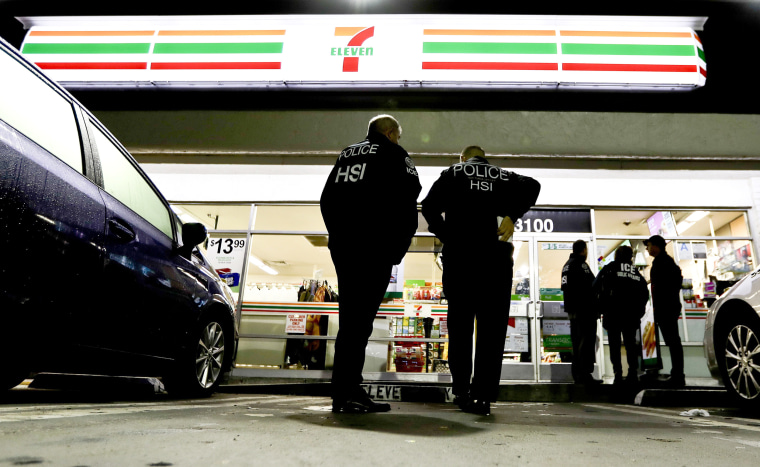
[164,313,231,398]
[717,314,760,409]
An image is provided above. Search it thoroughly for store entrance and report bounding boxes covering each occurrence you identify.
[504,235,600,383]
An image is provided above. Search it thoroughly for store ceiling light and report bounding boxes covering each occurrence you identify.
[685,211,710,223]
[676,211,709,235]
[249,254,279,275]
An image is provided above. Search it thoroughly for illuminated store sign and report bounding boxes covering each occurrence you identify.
[17,15,707,91]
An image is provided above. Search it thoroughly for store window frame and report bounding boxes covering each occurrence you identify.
[172,202,754,378]
[594,207,754,346]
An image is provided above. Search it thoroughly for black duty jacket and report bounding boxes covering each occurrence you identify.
[593,260,650,330]
[320,129,421,265]
[561,253,596,320]
[420,156,540,253]
[650,253,683,315]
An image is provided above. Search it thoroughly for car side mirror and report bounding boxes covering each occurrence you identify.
[179,222,208,257]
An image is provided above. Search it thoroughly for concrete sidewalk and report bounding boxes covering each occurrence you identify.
[219,376,731,408]
[22,373,731,408]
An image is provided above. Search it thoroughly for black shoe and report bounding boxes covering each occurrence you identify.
[625,374,639,385]
[332,396,391,414]
[613,374,624,386]
[453,393,472,409]
[664,374,686,388]
[461,399,491,416]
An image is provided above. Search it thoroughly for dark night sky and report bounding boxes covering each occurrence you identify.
[1,0,757,114]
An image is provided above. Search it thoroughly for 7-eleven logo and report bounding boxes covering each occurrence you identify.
[332,27,375,72]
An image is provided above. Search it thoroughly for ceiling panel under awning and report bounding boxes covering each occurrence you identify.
[17,14,707,92]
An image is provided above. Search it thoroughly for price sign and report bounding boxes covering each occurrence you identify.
[209,238,246,255]
[207,237,247,293]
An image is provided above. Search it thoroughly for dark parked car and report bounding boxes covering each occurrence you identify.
[704,268,760,409]
[0,37,237,396]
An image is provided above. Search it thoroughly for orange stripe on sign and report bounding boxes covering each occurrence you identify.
[335,27,367,36]
[158,30,286,36]
[424,29,555,36]
[560,31,693,38]
[29,30,155,36]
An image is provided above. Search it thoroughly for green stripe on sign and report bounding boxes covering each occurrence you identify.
[423,42,557,54]
[23,43,151,54]
[153,42,284,54]
[697,47,706,62]
[562,43,695,56]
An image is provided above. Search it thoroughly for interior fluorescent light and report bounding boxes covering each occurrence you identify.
[249,255,279,275]
[676,221,694,235]
[684,211,709,223]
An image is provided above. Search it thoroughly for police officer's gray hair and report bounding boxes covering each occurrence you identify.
[368,115,400,135]
[461,145,485,159]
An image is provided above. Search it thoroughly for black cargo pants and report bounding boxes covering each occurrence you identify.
[329,248,394,401]
[443,243,513,403]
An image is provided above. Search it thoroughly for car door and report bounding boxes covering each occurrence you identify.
[0,44,106,357]
[83,118,203,360]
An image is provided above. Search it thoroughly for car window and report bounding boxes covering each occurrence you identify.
[93,124,173,239]
[0,46,83,174]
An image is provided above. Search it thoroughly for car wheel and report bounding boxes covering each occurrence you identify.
[719,317,760,407]
[164,314,230,397]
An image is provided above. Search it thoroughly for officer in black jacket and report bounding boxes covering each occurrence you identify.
[561,240,601,385]
[645,234,685,388]
[593,245,650,386]
[422,146,540,415]
[321,114,421,414]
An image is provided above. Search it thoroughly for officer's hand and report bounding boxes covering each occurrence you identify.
[498,216,514,242]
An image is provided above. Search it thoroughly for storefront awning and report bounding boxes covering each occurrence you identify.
[16,15,707,92]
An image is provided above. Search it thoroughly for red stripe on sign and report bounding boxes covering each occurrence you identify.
[423,62,558,70]
[699,67,707,77]
[343,57,359,72]
[36,62,147,70]
[151,62,281,70]
[563,63,697,73]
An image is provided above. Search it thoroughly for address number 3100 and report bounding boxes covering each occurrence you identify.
[513,218,554,233]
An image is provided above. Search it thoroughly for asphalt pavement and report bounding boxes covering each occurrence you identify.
[2,388,759,467]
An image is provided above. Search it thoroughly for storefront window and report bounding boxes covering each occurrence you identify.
[171,204,252,230]
[204,204,753,380]
[594,210,754,344]
[253,204,326,231]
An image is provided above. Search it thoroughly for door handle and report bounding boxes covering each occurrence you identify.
[536,300,544,319]
[525,300,534,316]
[108,218,136,242]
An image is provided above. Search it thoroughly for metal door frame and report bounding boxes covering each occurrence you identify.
[517,234,601,382]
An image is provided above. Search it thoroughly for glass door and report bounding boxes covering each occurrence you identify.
[534,238,600,382]
[500,240,536,381]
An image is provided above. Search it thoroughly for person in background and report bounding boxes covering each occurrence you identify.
[593,245,649,386]
[421,145,540,415]
[561,239,601,385]
[320,115,421,413]
[645,234,685,388]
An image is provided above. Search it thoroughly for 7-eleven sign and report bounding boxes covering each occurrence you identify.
[332,26,375,72]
